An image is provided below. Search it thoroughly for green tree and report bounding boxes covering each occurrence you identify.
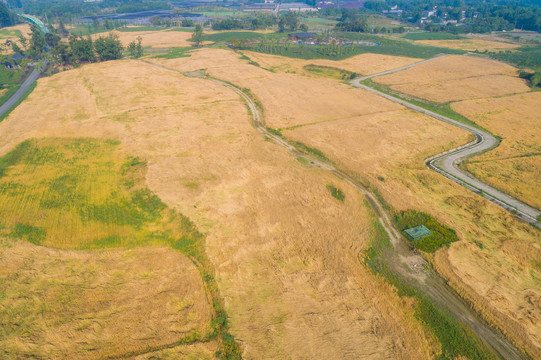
[281,12,298,31]
[69,35,95,63]
[191,24,203,47]
[29,24,46,58]
[50,42,72,65]
[94,33,123,61]
[127,36,143,58]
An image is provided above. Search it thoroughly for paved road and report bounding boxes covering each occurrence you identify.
[0,68,40,118]
[350,59,541,226]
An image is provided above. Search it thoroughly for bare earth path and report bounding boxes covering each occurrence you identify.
[350,57,541,227]
[205,71,529,360]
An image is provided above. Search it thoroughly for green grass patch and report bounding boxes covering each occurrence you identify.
[393,209,459,252]
[402,32,463,41]
[204,31,267,43]
[238,32,465,60]
[117,26,163,32]
[326,184,345,201]
[360,79,489,132]
[152,46,193,59]
[296,156,309,165]
[363,204,496,360]
[0,81,36,123]
[0,28,21,39]
[9,223,46,245]
[304,64,357,80]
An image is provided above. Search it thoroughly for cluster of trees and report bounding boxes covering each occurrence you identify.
[211,13,277,31]
[336,9,405,33]
[49,33,124,65]
[0,2,17,27]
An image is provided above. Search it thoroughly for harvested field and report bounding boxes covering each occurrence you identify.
[0,238,211,359]
[242,51,422,76]
[0,58,436,359]
[451,92,541,209]
[373,55,530,102]
[416,38,520,52]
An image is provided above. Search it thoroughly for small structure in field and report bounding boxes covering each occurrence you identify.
[404,225,432,241]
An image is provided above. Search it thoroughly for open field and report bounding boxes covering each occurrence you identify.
[242,50,422,76]
[451,91,541,209]
[0,238,212,359]
[416,38,521,52]
[372,55,530,102]
[0,24,31,41]
[0,58,437,358]
[91,29,202,48]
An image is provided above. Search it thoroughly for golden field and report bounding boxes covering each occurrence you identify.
[452,91,541,209]
[0,59,437,359]
[242,51,423,76]
[416,38,520,52]
[372,55,530,102]
[0,239,212,359]
[91,29,205,48]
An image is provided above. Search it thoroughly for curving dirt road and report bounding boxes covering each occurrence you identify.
[350,58,541,227]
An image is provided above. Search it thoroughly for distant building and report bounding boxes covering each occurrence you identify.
[279,2,317,12]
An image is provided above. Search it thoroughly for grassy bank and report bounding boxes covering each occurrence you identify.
[0,81,36,123]
[360,79,490,133]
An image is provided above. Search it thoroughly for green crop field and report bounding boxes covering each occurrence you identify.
[0,29,21,39]
[304,64,357,80]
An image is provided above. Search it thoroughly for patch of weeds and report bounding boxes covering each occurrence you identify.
[296,156,309,165]
[152,47,192,59]
[184,182,199,189]
[393,209,459,253]
[377,176,385,182]
[266,126,332,163]
[326,184,345,201]
[10,223,46,245]
[304,64,357,80]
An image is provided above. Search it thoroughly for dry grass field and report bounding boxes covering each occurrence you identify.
[372,55,530,102]
[91,29,202,48]
[150,48,541,356]
[0,58,437,359]
[242,51,422,76]
[451,92,541,209]
[416,38,520,52]
[0,239,211,359]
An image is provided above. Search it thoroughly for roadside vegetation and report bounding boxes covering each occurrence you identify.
[393,210,459,252]
[304,64,357,80]
[363,206,496,360]
[0,138,241,359]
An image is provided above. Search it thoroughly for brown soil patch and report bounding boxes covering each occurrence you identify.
[242,51,422,76]
[0,57,435,358]
[452,92,541,209]
[416,38,520,52]
[373,55,529,102]
[0,238,211,359]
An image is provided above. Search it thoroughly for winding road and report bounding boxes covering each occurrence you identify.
[350,57,541,226]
